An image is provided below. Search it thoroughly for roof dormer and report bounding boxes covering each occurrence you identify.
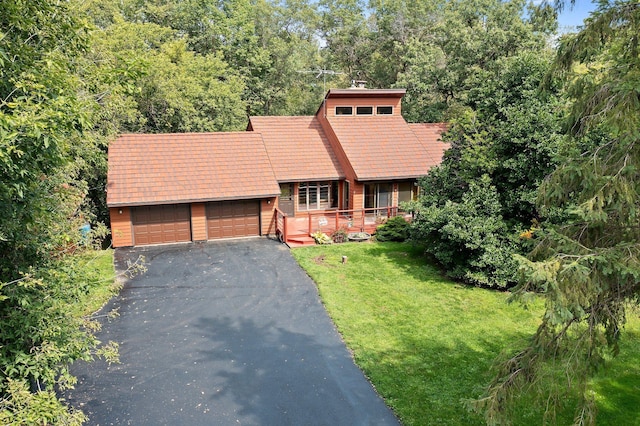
[317,88,406,118]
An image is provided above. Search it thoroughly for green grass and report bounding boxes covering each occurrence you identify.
[291,242,640,425]
[71,249,119,317]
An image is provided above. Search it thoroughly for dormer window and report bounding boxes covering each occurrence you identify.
[376,106,393,115]
[356,106,373,115]
[335,106,353,115]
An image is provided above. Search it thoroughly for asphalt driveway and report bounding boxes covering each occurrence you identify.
[66,238,399,425]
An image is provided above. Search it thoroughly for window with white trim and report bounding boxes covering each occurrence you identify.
[298,181,332,210]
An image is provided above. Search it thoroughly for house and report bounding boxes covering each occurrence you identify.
[107,88,448,247]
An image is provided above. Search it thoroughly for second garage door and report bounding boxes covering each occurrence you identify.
[132,204,192,246]
[206,200,260,239]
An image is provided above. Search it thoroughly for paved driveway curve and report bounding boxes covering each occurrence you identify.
[67,239,399,425]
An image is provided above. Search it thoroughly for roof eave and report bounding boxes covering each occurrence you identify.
[107,193,281,208]
[355,174,430,182]
[324,88,407,99]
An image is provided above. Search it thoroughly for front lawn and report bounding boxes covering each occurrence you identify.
[291,242,640,425]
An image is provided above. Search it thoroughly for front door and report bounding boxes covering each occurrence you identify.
[279,183,295,216]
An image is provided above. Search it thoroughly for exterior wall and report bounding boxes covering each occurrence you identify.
[352,182,365,209]
[191,203,207,241]
[261,197,277,236]
[110,207,133,247]
[323,96,403,118]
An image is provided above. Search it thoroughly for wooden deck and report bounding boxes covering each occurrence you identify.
[276,207,404,247]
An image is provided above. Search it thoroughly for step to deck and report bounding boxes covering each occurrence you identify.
[286,236,316,248]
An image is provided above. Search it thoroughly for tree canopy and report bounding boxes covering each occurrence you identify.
[475,1,640,424]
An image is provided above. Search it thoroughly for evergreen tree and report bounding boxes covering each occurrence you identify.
[477,2,640,424]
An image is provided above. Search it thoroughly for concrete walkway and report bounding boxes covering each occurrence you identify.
[66,239,399,425]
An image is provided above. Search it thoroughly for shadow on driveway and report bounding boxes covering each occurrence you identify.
[66,238,399,425]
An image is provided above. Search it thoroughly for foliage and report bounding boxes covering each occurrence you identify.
[0,250,119,422]
[311,231,332,245]
[412,176,522,288]
[291,242,640,425]
[410,50,564,288]
[319,0,554,121]
[374,216,410,242]
[0,0,122,421]
[330,227,348,243]
[476,1,640,424]
[0,379,86,425]
[90,0,326,118]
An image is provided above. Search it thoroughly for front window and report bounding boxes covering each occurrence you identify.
[376,106,393,115]
[299,181,333,210]
[356,106,373,115]
[335,106,353,115]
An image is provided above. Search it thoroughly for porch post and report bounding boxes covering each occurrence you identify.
[283,214,288,242]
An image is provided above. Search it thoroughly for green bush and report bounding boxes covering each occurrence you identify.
[331,228,348,243]
[375,216,410,242]
[411,176,521,288]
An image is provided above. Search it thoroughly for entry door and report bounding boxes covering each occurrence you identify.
[378,186,391,208]
[279,183,295,216]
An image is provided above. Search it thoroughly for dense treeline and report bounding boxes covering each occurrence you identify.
[1,0,638,424]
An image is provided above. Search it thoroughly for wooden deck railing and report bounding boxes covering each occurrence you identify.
[275,206,402,244]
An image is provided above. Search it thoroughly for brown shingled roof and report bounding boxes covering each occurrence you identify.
[326,116,447,181]
[249,116,344,182]
[107,133,280,207]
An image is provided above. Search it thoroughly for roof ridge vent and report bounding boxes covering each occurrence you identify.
[350,80,367,89]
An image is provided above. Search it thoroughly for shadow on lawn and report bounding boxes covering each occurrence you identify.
[345,242,456,284]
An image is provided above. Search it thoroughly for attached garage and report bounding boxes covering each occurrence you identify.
[132,204,192,246]
[207,200,260,239]
[107,133,282,247]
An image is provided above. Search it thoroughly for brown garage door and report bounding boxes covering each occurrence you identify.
[132,204,192,246]
[206,200,260,239]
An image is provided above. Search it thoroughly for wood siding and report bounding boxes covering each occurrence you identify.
[261,197,277,236]
[191,203,207,241]
[110,207,133,247]
[323,97,403,118]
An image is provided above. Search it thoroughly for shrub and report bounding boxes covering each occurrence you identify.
[311,231,332,245]
[375,216,410,242]
[331,228,348,243]
[410,176,520,288]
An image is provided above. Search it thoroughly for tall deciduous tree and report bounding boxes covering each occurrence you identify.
[1,0,117,423]
[477,1,640,424]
